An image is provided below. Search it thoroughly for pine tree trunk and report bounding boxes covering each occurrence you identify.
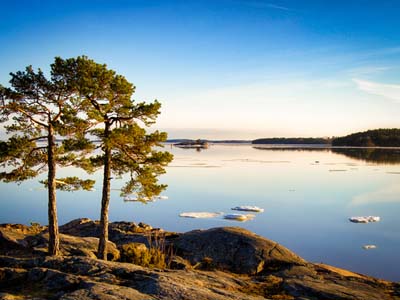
[98,122,111,260]
[47,125,60,256]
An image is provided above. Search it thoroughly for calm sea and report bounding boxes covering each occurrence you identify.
[1,144,400,281]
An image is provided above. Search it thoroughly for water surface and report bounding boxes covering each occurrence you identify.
[1,144,400,281]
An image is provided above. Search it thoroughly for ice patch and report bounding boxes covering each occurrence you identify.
[363,245,377,250]
[124,194,168,202]
[124,196,152,202]
[224,214,255,221]
[349,216,380,223]
[179,212,223,218]
[231,206,264,212]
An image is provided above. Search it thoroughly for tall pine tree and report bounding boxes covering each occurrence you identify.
[53,56,173,260]
[0,63,95,255]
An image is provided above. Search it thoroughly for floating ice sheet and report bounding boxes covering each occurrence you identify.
[231,206,264,212]
[123,195,168,202]
[349,216,380,223]
[223,214,255,221]
[363,245,377,250]
[179,212,223,218]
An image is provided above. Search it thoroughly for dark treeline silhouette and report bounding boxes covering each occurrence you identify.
[332,129,400,147]
[252,137,331,145]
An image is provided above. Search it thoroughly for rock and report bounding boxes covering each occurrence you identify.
[0,226,47,256]
[168,256,192,270]
[0,228,31,250]
[59,218,99,237]
[37,234,120,261]
[0,292,21,300]
[0,267,28,285]
[0,256,267,299]
[276,263,400,300]
[138,222,152,230]
[173,227,306,275]
[59,281,157,300]
[283,277,392,300]
[0,223,45,235]
[111,221,139,233]
[0,222,399,300]
[0,224,120,261]
[59,218,143,239]
[59,218,152,247]
[275,264,320,279]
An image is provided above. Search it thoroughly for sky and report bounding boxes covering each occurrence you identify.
[1,0,400,139]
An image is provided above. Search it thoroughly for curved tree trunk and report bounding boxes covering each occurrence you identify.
[47,125,60,256]
[98,122,111,260]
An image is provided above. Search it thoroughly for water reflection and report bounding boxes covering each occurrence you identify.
[252,146,400,165]
[332,148,400,165]
[351,184,400,206]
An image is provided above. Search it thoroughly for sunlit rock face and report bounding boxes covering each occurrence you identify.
[173,226,306,274]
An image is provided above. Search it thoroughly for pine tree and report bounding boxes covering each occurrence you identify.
[0,63,95,256]
[53,56,173,260]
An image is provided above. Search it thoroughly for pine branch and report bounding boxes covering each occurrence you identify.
[52,100,64,122]
[14,106,48,127]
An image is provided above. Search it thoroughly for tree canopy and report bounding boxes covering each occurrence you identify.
[53,56,173,260]
[332,129,400,147]
[0,56,172,259]
[0,63,95,255]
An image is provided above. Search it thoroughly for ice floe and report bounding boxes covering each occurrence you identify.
[231,206,264,212]
[349,216,380,223]
[362,245,377,250]
[124,194,168,202]
[223,214,255,221]
[124,196,151,202]
[179,212,223,218]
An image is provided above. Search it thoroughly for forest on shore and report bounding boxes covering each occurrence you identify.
[171,128,400,147]
[331,128,400,147]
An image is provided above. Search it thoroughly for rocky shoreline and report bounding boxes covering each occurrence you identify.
[1,218,399,300]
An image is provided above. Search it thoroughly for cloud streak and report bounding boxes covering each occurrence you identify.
[353,79,400,102]
[264,3,291,11]
[234,1,291,11]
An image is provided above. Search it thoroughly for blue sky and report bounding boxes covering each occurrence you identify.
[1,0,400,139]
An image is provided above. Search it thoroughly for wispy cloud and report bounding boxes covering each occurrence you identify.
[234,1,291,11]
[353,79,400,102]
[347,66,391,77]
[264,3,291,11]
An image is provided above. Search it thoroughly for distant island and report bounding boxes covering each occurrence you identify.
[167,139,251,144]
[252,137,331,145]
[168,128,400,148]
[173,139,210,149]
[332,128,400,147]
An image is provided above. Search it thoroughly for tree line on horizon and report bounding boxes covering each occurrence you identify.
[0,56,173,260]
[251,129,400,147]
[252,137,331,145]
[331,128,400,147]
